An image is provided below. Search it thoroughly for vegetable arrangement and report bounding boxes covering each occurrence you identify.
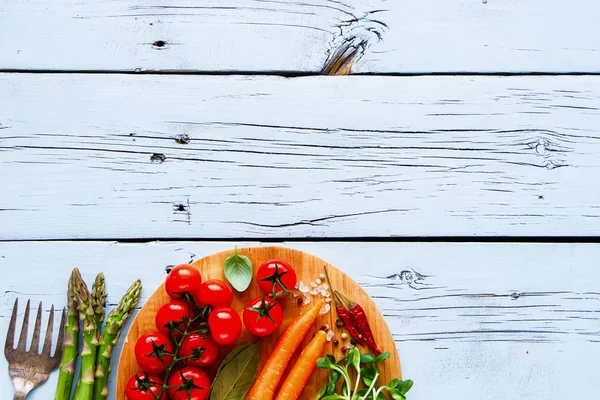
[123,249,414,400]
[55,268,142,400]
[125,257,302,400]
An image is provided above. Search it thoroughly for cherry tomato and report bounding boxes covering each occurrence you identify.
[155,299,193,340]
[134,332,174,374]
[256,259,297,297]
[243,295,284,337]
[125,372,166,400]
[196,279,233,308]
[179,333,219,367]
[207,306,242,345]
[167,366,211,400]
[165,264,202,299]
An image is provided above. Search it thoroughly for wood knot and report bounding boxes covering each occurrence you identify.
[150,153,166,164]
[173,203,188,212]
[175,134,190,145]
[322,38,366,76]
[384,268,428,289]
[529,138,555,156]
[172,199,192,225]
[322,11,388,75]
[152,40,167,49]
[526,137,567,169]
[544,160,564,170]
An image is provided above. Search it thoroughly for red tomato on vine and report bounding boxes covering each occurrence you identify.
[125,372,166,400]
[167,366,211,400]
[196,279,233,308]
[179,333,219,367]
[256,260,297,297]
[207,306,242,345]
[155,299,193,340]
[165,264,202,299]
[134,332,174,374]
[243,295,283,337]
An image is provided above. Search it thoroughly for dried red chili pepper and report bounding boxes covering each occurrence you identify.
[335,290,382,356]
[333,292,363,344]
[324,267,363,344]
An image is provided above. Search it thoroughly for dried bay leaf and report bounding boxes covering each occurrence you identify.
[214,342,252,378]
[210,341,260,400]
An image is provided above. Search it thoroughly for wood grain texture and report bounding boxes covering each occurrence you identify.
[1,74,600,239]
[116,246,400,399]
[1,241,600,399]
[0,0,384,73]
[1,0,599,73]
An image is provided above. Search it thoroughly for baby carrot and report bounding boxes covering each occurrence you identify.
[274,330,328,400]
[246,299,325,400]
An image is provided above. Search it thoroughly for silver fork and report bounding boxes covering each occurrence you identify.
[5,299,66,400]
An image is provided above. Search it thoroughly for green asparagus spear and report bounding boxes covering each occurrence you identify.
[54,270,80,400]
[92,279,142,400]
[72,269,99,400]
[91,273,107,333]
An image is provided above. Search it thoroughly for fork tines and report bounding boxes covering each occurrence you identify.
[4,298,66,365]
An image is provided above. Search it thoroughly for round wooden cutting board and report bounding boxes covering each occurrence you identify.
[116,246,401,399]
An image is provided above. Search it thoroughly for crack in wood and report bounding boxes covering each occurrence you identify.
[322,9,388,74]
[230,208,415,228]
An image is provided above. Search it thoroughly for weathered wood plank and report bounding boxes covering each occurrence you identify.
[1,74,600,239]
[1,241,599,399]
[0,0,599,73]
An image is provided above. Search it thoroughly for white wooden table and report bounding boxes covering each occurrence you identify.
[1,1,600,399]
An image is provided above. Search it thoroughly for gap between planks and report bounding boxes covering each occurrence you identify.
[2,237,600,244]
[3,70,600,77]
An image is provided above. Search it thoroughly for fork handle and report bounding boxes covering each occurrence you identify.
[13,392,27,400]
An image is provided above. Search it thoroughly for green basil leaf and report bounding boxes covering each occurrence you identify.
[209,341,260,400]
[223,248,253,292]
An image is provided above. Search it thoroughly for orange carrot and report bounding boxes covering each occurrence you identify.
[246,299,325,400]
[274,329,328,400]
